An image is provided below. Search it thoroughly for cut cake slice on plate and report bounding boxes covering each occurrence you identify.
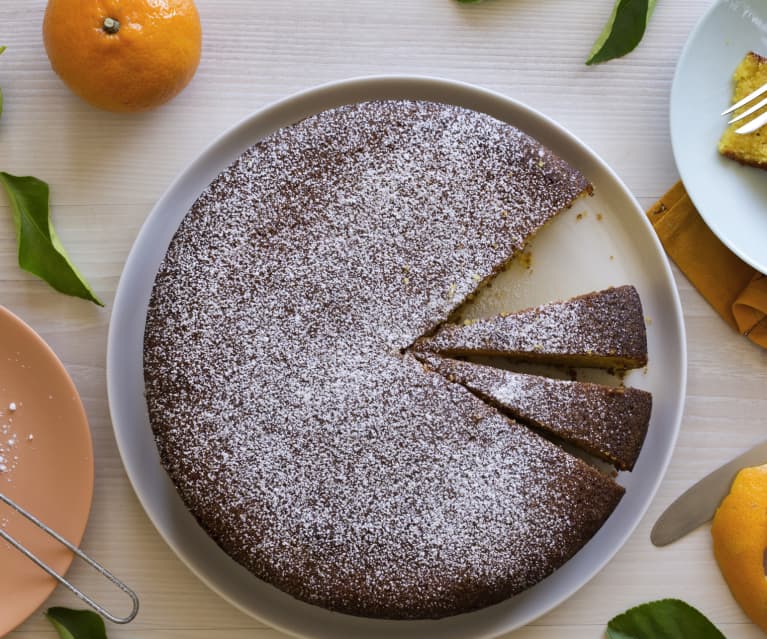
[416,353,651,471]
[416,285,648,371]
[719,51,767,170]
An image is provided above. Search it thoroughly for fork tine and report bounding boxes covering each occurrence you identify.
[721,81,767,116]
[729,95,767,124]
[736,110,767,135]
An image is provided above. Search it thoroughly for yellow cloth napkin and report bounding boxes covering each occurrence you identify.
[647,181,767,349]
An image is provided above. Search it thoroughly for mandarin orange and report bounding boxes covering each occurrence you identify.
[711,464,767,633]
[43,0,202,112]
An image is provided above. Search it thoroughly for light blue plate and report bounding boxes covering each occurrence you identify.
[671,0,767,275]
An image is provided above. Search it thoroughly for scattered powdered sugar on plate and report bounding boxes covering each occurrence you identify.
[724,0,767,33]
[0,401,31,481]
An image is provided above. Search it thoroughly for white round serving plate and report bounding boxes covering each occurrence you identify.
[107,76,686,639]
[671,0,767,275]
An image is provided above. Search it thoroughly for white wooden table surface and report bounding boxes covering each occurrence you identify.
[2,0,766,637]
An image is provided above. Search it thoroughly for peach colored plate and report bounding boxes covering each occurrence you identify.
[0,306,94,637]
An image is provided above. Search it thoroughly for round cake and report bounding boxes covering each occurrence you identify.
[143,100,624,619]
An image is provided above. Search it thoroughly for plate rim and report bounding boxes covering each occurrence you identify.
[670,0,767,275]
[0,305,95,637]
[107,74,687,639]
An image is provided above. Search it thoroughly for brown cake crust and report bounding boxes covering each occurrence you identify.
[143,100,621,619]
[417,353,651,471]
[417,285,648,370]
[719,149,767,170]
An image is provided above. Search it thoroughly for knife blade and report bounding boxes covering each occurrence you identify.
[651,438,767,547]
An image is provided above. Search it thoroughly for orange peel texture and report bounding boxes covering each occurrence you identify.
[711,463,767,632]
[43,0,202,112]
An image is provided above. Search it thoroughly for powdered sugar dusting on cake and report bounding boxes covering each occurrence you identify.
[420,285,647,368]
[143,100,620,619]
[417,353,651,471]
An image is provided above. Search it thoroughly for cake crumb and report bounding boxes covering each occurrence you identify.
[596,213,603,221]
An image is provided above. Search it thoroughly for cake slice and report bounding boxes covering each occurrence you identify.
[416,285,647,370]
[719,51,767,170]
[417,353,651,471]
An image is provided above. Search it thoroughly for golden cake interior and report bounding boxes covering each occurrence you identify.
[719,51,767,169]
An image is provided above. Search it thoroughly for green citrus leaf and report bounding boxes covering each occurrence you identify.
[0,172,104,306]
[586,0,656,65]
[45,608,108,639]
[607,599,727,639]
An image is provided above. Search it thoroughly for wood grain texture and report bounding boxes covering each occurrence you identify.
[2,0,767,637]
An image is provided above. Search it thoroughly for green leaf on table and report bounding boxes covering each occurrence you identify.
[0,45,6,118]
[607,599,726,639]
[0,172,104,306]
[586,0,656,65]
[45,608,108,639]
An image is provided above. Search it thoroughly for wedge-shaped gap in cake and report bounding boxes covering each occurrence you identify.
[416,352,651,472]
[456,355,624,387]
[415,285,648,372]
